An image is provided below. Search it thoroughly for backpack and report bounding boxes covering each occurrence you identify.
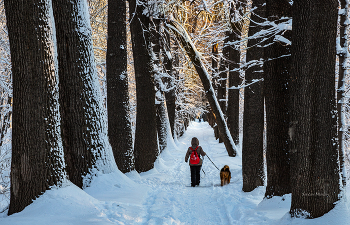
[189,146,200,164]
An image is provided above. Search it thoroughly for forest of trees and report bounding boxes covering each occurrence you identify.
[0,0,349,220]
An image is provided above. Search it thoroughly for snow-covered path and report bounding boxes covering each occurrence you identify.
[86,121,288,225]
[1,121,349,225]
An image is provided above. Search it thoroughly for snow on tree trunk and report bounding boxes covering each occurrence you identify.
[163,32,176,139]
[52,0,116,188]
[167,20,237,157]
[337,0,348,187]
[5,0,67,215]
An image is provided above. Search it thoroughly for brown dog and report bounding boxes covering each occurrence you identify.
[220,165,231,186]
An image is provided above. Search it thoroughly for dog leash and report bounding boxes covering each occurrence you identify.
[206,155,220,171]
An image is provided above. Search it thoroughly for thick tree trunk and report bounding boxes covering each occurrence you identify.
[242,0,266,192]
[289,0,340,218]
[5,0,66,215]
[129,0,159,172]
[106,0,134,173]
[167,21,237,157]
[53,0,115,188]
[264,0,291,198]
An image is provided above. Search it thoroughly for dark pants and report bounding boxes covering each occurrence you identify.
[190,165,202,187]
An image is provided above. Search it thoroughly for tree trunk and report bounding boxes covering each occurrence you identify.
[167,21,237,157]
[264,0,291,198]
[153,19,169,153]
[106,0,134,173]
[216,36,230,143]
[212,43,219,92]
[337,0,347,187]
[52,0,115,188]
[217,37,229,115]
[5,0,66,214]
[156,94,171,153]
[163,32,176,139]
[227,24,241,145]
[289,0,340,218]
[242,0,266,192]
[129,0,159,172]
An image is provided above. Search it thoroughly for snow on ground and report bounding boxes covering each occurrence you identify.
[1,121,350,224]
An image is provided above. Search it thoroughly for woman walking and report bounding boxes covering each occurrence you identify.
[185,137,206,187]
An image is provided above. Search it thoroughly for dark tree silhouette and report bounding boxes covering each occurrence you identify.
[264,0,291,198]
[129,0,159,172]
[289,0,340,218]
[227,3,242,145]
[242,0,265,192]
[106,0,134,173]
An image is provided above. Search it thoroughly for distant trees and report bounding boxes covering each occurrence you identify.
[5,0,66,215]
[106,0,134,173]
[52,0,115,188]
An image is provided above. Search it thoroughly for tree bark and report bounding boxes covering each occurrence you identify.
[5,0,66,214]
[129,0,159,172]
[167,20,237,157]
[53,0,115,188]
[106,0,134,173]
[153,19,169,153]
[217,38,229,115]
[242,0,265,192]
[227,10,242,145]
[264,0,291,198]
[163,32,176,139]
[337,0,347,187]
[212,43,220,141]
[289,0,340,218]
[212,43,219,91]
